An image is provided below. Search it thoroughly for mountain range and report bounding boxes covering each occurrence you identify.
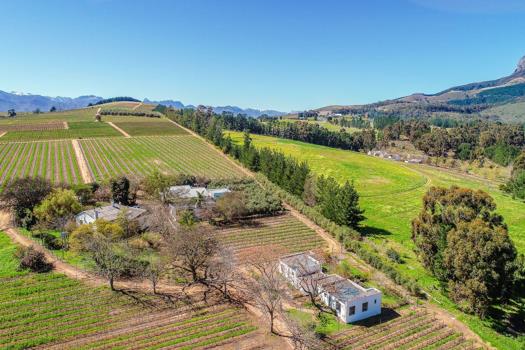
[316,54,525,123]
[0,92,285,118]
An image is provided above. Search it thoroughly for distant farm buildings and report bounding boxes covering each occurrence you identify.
[367,149,425,164]
[279,252,382,323]
[168,185,231,221]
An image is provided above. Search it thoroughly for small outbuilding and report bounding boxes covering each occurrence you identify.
[279,252,382,323]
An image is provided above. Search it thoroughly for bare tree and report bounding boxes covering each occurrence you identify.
[164,224,219,283]
[282,313,327,350]
[243,248,288,335]
[85,238,131,290]
[207,245,240,299]
[140,257,164,294]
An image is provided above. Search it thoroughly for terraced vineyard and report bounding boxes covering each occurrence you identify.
[80,136,245,181]
[331,310,475,350]
[215,214,326,257]
[0,140,82,186]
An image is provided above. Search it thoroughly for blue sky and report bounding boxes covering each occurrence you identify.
[1,0,524,111]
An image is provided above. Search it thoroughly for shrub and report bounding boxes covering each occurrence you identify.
[32,232,63,250]
[128,237,150,250]
[386,248,403,264]
[15,246,52,272]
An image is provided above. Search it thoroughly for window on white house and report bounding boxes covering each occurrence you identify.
[374,299,377,304]
[349,306,356,316]
[362,302,368,312]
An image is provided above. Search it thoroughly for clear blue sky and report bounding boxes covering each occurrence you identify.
[1,0,524,111]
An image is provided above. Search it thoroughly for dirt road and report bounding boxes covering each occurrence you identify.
[71,139,93,183]
[107,121,131,138]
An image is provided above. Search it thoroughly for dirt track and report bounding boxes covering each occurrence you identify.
[71,139,93,183]
[107,121,131,138]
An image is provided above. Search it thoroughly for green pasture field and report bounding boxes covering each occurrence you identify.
[0,232,259,350]
[0,140,83,187]
[80,135,245,182]
[0,121,122,141]
[279,118,361,133]
[227,131,525,349]
[111,119,188,136]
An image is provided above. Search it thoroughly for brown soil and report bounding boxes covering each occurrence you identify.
[107,121,131,138]
[71,139,93,183]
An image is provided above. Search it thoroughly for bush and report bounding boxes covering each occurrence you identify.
[15,246,52,272]
[32,232,64,250]
[386,248,403,264]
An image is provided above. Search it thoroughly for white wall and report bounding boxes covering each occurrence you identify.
[340,293,382,323]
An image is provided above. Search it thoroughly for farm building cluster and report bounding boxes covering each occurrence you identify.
[367,149,425,164]
[168,185,230,221]
[279,252,382,323]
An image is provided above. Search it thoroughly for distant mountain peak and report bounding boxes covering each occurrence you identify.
[514,55,525,75]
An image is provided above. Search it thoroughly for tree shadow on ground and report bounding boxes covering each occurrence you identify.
[487,298,525,337]
[360,225,392,237]
[351,308,401,328]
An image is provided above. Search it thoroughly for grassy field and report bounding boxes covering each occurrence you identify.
[0,232,265,350]
[111,119,188,136]
[0,140,83,186]
[228,131,525,349]
[482,101,525,123]
[80,136,245,182]
[216,213,326,259]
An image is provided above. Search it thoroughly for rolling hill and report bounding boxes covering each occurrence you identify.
[316,54,525,123]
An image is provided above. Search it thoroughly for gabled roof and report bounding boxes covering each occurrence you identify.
[77,204,146,222]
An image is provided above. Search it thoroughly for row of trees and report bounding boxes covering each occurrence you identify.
[168,108,376,152]
[411,186,524,317]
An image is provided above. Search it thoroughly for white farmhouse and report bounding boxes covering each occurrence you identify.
[75,204,147,225]
[279,252,382,323]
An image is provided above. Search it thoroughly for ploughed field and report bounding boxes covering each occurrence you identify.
[215,213,326,259]
[0,233,266,350]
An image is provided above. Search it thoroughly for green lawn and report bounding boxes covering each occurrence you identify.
[227,131,525,349]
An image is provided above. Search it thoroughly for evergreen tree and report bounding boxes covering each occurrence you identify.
[335,181,365,228]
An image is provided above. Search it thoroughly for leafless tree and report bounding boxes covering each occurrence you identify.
[140,257,165,294]
[282,313,327,350]
[164,224,219,283]
[243,248,288,335]
[207,245,241,300]
[85,237,131,290]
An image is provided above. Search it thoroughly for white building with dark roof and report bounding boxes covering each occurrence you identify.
[279,252,382,323]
